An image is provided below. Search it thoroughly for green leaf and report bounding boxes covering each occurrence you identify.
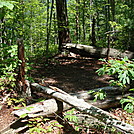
[127,96,134,100]
[20,113,28,118]
[126,77,130,84]
[129,70,134,77]
[54,124,63,128]
[26,106,34,111]
[0,1,14,10]
[129,88,134,91]
[13,107,23,110]
[75,126,80,131]
[88,90,94,94]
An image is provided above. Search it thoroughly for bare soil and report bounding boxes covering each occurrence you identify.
[32,55,110,93]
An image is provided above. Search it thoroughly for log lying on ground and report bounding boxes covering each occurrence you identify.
[12,86,130,117]
[13,84,134,133]
[63,43,134,59]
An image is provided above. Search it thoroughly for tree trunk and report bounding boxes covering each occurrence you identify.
[106,0,111,60]
[91,16,96,46]
[45,0,54,62]
[82,0,86,42]
[55,0,71,51]
[110,0,115,21]
[13,83,134,133]
[63,43,134,59]
[45,0,50,56]
[16,38,31,97]
[75,0,80,43]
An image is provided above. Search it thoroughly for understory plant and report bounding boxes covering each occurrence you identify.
[88,89,107,102]
[28,116,63,134]
[0,44,18,91]
[64,108,81,131]
[96,56,134,113]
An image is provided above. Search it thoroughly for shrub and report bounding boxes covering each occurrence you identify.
[96,57,134,113]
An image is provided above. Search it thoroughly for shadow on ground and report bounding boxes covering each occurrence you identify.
[31,55,111,93]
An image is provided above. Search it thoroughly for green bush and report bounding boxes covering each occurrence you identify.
[0,44,18,91]
[96,57,134,87]
[96,57,134,113]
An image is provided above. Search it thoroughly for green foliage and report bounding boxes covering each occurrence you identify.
[64,108,82,131]
[28,117,50,133]
[28,116,63,134]
[120,88,134,113]
[0,44,18,91]
[96,57,134,87]
[0,0,16,20]
[0,1,15,10]
[7,97,26,107]
[88,89,106,101]
[64,108,78,122]
[96,57,134,113]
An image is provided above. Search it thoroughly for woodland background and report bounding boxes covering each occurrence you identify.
[0,0,134,133]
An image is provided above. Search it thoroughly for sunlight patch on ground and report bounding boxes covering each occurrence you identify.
[43,78,57,84]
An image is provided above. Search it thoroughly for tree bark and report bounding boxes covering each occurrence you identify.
[82,0,86,42]
[63,43,134,59]
[13,83,134,133]
[16,38,31,97]
[45,0,50,56]
[55,0,71,51]
[91,16,96,46]
[75,0,80,43]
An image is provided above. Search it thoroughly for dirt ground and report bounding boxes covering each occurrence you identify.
[32,55,110,93]
[0,54,133,133]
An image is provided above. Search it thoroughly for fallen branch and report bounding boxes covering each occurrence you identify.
[13,83,134,133]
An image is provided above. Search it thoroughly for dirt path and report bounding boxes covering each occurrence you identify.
[31,55,110,93]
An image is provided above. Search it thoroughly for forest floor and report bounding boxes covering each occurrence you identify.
[0,53,134,133]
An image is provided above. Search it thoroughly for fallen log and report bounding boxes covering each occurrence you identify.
[12,92,132,118]
[12,86,130,117]
[13,84,134,133]
[63,43,134,59]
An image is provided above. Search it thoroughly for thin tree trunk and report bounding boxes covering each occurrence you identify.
[75,0,80,43]
[110,0,115,21]
[0,13,5,60]
[45,0,50,56]
[53,12,58,46]
[91,16,96,46]
[1,17,5,45]
[45,0,54,60]
[105,0,111,60]
[82,0,86,42]
[89,0,93,42]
